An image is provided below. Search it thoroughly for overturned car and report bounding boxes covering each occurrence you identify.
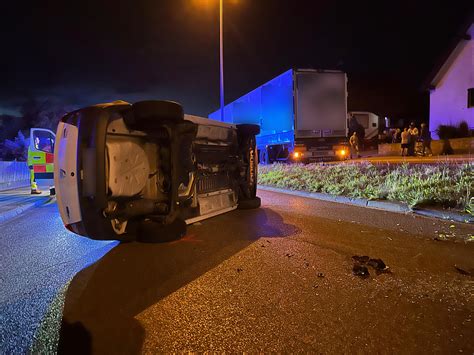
[54,100,260,242]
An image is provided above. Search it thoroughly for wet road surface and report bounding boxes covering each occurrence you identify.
[1,190,473,353]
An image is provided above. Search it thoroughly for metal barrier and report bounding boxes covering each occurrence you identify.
[0,161,30,191]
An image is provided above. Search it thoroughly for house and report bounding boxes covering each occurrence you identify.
[425,21,474,138]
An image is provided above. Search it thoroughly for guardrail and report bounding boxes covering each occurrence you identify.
[0,161,30,191]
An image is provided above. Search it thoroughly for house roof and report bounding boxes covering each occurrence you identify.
[423,14,474,91]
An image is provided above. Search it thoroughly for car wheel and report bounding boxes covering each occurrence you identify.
[124,100,184,130]
[238,196,261,210]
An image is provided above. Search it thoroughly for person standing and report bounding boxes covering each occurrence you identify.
[400,128,409,156]
[392,128,401,143]
[349,131,360,159]
[407,122,419,156]
[420,123,432,156]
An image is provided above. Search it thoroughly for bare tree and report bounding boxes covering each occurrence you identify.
[20,98,70,132]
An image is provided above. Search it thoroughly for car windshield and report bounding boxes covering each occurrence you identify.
[33,130,55,153]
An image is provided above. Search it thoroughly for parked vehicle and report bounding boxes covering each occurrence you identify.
[349,111,380,140]
[348,111,381,150]
[27,128,56,194]
[209,69,349,163]
[54,100,260,242]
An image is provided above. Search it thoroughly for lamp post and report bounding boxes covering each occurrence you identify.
[195,0,229,121]
[219,0,225,122]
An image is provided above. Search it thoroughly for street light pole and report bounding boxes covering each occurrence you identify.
[219,0,225,122]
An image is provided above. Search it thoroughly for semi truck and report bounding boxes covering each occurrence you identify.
[209,69,350,163]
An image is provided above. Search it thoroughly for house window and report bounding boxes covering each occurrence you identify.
[468,88,474,108]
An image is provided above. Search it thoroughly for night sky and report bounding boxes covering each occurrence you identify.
[1,0,473,120]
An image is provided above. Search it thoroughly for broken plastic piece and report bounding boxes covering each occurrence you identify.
[352,255,370,264]
[367,258,388,272]
[352,263,370,278]
[454,265,472,276]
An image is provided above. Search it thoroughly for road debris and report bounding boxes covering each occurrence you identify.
[237,268,243,273]
[367,258,390,273]
[317,272,325,278]
[352,263,370,278]
[454,265,472,276]
[433,230,458,241]
[352,255,370,264]
[352,255,390,277]
[285,253,294,258]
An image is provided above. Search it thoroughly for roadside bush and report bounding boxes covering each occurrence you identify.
[259,162,474,213]
[1,130,29,161]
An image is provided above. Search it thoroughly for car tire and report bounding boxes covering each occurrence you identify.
[124,100,184,130]
[137,217,187,243]
[238,196,261,210]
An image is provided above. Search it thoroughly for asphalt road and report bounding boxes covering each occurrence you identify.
[0,191,473,353]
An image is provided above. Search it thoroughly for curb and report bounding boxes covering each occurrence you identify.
[411,208,474,224]
[0,181,30,192]
[258,185,474,224]
[0,197,53,225]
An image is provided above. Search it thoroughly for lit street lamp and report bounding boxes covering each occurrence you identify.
[219,0,224,122]
[194,0,229,122]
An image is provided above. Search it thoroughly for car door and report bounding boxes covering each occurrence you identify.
[28,128,56,180]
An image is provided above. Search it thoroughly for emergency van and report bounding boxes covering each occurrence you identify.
[27,128,55,194]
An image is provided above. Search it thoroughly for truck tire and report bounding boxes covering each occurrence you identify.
[238,134,258,199]
[124,100,184,130]
[137,218,187,243]
[238,196,261,210]
[259,149,270,165]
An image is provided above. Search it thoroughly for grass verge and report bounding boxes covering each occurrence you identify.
[258,162,474,214]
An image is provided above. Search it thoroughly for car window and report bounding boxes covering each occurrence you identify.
[33,130,55,153]
[354,114,369,129]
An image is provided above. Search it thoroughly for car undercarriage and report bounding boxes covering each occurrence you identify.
[54,100,260,242]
